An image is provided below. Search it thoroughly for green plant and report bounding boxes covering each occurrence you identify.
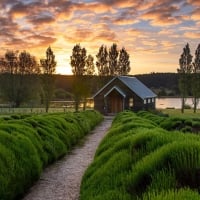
[0,110,103,199]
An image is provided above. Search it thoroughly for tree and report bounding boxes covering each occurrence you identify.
[177,43,193,113]
[19,51,40,74]
[4,50,19,74]
[108,43,118,75]
[97,44,131,76]
[96,45,109,76]
[192,44,200,113]
[40,46,56,112]
[118,47,130,75]
[2,51,18,107]
[0,50,40,107]
[84,54,95,75]
[16,51,40,107]
[70,44,87,76]
[70,44,89,111]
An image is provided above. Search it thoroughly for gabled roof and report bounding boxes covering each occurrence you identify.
[104,86,126,98]
[93,76,157,100]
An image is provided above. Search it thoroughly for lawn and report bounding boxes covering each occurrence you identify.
[160,108,200,118]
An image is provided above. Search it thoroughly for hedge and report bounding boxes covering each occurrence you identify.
[0,110,102,200]
[80,110,200,200]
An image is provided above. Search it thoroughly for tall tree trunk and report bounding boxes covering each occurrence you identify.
[75,100,79,112]
[193,97,197,113]
[45,99,49,113]
[181,97,185,113]
[83,97,86,111]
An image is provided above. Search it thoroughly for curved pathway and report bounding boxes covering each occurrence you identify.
[22,116,113,200]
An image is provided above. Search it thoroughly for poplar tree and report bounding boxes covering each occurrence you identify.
[70,44,87,76]
[96,45,109,76]
[84,54,95,75]
[192,44,200,113]
[70,44,90,111]
[177,43,192,113]
[118,47,130,75]
[40,46,56,112]
[109,43,118,75]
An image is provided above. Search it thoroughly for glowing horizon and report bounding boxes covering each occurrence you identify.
[0,0,200,75]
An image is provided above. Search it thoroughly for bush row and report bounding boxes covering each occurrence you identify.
[0,110,103,200]
[80,111,200,200]
[137,110,200,133]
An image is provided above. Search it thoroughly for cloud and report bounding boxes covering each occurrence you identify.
[110,9,139,26]
[0,16,19,42]
[184,32,200,39]
[64,23,118,45]
[141,5,182,26]
[158,29,175,35]
[9,1,30,18]
[100,0,141,8]
[64,28,94,43]
[126,29,142,36]
[27,13,55,25]
[27,34,56,46]
[161,41,177,49]
[191,8,200,20]
[84,2,115,14]
[141,40,158,47]
[94,32,118,43]
[188,0,200,6]
[113,18,137,25]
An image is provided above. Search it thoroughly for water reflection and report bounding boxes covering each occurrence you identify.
[156,98,200,109]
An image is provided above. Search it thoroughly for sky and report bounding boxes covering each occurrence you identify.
[0,0,200,75]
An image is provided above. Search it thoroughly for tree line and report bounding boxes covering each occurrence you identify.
[2,42,200,114]
[0,43,130,112]
[177,43,200,113]
[70,43,130,76]
[0,47,56,112]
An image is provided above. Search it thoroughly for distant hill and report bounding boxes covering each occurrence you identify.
[135,73,179,96]
[54,73,179,97]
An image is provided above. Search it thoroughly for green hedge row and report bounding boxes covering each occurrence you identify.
[137,110,200,133]
[0,110,103,200]
[80,111,200,200]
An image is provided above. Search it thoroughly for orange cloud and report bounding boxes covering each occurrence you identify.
[188,0,200,6]
[161,41,176,49]
[142,5,181,26]
[191,8,200,20]
[184,32,200,39]
[141,40,158,47]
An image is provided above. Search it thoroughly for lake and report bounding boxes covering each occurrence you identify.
[156,97,200,109]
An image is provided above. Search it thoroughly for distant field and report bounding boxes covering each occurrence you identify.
[161,108,200,118]
[0,107,75,115]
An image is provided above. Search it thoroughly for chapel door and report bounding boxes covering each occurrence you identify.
[108,90,123,113]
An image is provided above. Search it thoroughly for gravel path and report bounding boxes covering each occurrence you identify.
[22,116,113,200]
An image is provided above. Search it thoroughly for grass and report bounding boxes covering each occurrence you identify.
[161,108,200,118]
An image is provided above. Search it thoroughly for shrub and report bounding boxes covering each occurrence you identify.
[0,110,102,199]
[81,110,200,200]
[126,141,200,198]
[141,188,200,200]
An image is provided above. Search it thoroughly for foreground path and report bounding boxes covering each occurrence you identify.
[22,116,113,200]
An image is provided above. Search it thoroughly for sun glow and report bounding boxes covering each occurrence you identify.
[55,53,72,75]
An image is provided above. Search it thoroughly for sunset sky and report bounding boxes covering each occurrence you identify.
[0,0,200,75]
